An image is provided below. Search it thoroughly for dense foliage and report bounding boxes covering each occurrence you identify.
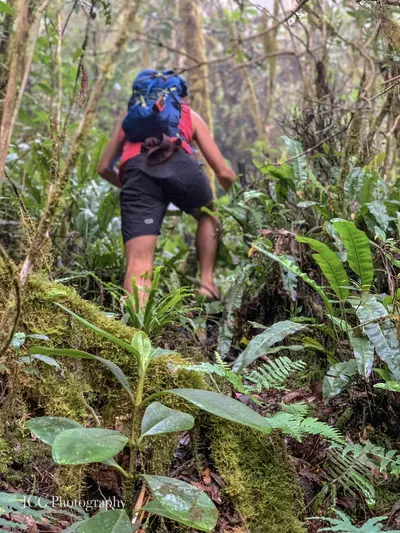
[1,0,400,531]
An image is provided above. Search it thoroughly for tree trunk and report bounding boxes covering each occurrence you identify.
[179,0,215,193]
[0,0,30,187]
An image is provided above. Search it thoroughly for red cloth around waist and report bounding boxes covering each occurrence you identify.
[119,103,193,168]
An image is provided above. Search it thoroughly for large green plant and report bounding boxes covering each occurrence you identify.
[255,220,400,399]
[23,303,276,531]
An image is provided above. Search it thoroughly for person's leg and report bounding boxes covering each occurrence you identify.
[120,161,167,308]
[124,235,158,308]
[193,206,220,299]
[162,150,219,298]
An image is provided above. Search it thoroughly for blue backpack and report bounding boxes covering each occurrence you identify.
[122,69,188,143]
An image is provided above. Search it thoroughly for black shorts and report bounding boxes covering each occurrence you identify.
[120,149,213,243]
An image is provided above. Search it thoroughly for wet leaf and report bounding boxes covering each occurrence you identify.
[142,475,218,532]
[78,509,133,532]
[350,336,374,379]
[322,360,358,400]
[141,402,194,439]
[374,381,400,392]
[233,320,307,372]
[26,416,82,445]
[333,220,374,291]
[52,428,128,465]
[131,331,152,370]
[352,294,400,380]
[296,236,349,299]
[167,389,271,434]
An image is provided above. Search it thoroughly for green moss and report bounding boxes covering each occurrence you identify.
[375,483,400,515]
[0,439,11,475]
[335,407,353,432]
[211,422,306,533]
[1,272,309,530]
[53,465,86,500]
[0,432,51,490]
[1,274,206,497]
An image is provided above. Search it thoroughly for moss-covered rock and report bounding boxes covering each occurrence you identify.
[211,421,306,533]
[1,273,307,531]
[0,274,204,497]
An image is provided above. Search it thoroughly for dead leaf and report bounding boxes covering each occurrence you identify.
[191,481,223,504]
[202,467,212,486]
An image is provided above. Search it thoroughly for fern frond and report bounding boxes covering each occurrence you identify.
[214,351,231,370]
[245,357,306,391]
[182,362,226,377]
[280,401,309,416]
[326,446,376,505]
[311,510,396,532]
[181,362,246,393]
[267,411,344,443]
[342,441,400,476]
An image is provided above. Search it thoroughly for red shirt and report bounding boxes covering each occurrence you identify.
[119,104,193,168]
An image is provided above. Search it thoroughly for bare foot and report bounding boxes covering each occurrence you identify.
[198,283,220,301]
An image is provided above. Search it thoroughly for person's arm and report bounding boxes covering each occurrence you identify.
[191,111,236,192]
[98,120,124,188]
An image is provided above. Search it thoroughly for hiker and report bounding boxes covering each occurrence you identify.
[98,69,236,304]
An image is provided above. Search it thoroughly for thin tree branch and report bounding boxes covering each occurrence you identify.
[278,118,353,167]
[232,45,324,71]
[240,0,309,43]
[0,243,21,357]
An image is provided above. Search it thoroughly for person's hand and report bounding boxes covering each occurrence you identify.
[217,168,236,192]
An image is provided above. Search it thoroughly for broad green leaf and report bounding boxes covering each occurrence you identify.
[283,137,307,182]
[219,267,247,356]
[29,346,134,403]
[253,246,333,312]
[352,294,400,380]
[350,336,374,379]
[55,303,138,357]
[79,509,133,533]
[142,475,218,532]
[374,381,400,392]
[367,200,389,231]
[233,320,306,372]
[26,416,82,445]
[131,331,152,370]
[359,168,376,205]
[52,428,128,465]
[60,521,86,533]
[322,360,358,400]
[296,236,349,299]
[141,402,194,439]
[333,220,373,291]
[166,389,271,434]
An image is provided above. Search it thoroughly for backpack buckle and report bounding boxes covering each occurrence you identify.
[153,95,166,113]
